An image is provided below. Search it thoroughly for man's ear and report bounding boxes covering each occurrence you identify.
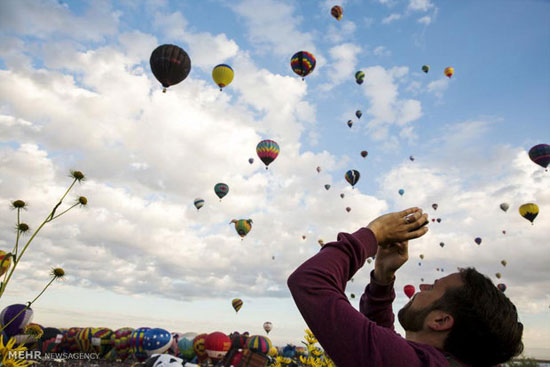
[426,310,454,332]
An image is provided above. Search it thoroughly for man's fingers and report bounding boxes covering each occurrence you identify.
[400,207,420,218]
[405,213,428,231]
[406,225,429,240]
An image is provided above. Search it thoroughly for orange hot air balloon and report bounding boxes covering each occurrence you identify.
[444,67,454,78]
[331,5,343,20]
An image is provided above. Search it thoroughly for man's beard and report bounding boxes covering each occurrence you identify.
[398,299,436,332]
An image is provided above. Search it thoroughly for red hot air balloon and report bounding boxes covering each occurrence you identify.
[205,332,231,362]
[404,285,415,299]
[360,150,368,158]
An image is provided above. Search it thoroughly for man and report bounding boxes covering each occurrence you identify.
[287,208,523,366]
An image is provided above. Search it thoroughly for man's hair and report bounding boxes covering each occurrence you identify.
[435,267,523,366]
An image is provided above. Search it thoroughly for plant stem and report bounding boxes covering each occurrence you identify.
[0,277,56,333]
[49,203,78,221]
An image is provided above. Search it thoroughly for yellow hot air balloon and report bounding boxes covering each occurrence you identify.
[519,203,539,225]
[212,64,234,91]
[232,298,243,313]
[268,346,278,357]
[444,67,454,78]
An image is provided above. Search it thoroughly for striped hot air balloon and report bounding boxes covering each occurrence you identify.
[246,335,272,355]
[230,219,253,239]
[331,5,343,20]
[232,298,243,313]
[345,170,360,188]
[528,144,550,170]
[256,140,280,169]
[290,51,316,80]
[214,183,229,200]
[193,198,205,210]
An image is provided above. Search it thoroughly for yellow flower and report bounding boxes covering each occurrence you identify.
[0,335,26,357]
[23,324,43,339]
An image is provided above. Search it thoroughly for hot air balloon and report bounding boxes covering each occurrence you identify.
[114,328,134,362]
[528,144,550,170]
[502,230,506,235]
[0,304,33,337]
[501,260,507,267]
[178,337,195,361]
[345,169,360,188]
[194,198,204,210]
[495,273,502,279]
[519,203,539,224]
[302,235,306,240]
[346,207,351,213]
[248,158,254,164]
[432,218,436,222]
[144,328,172,356]
[500,203,509,212]
[367,258,372,264]
[230,219,253,238]
[256,139,280,169]
[214,183,229,200]
[422,65,430,73]
[409,155,415,161]
[205,332,231,362]
[193,334,208,363]
[419,254,424,260]
[130,327,151,362]
[316,166,321,173]
[330,5,343,20]
[432,203,438,210]
[398,189,405,196]
[232,298,243,313]
[356,110,362,119]
[361,150,368,158]
[290,51,316,80]
[145,354,185,367]
[355,70,365,85]
[404,285,415,299]
[263,322,272,334]
[474,237,482,245]
[440,242,445,247]
[212,64,234,91]
[324,184,331,190]
[444,67,454,78]
[0,250,11,276]
[350,293,355,299]
[318,239,324,246]
[347,120,353,128]
[247,335,272,355]
[340,193,345,198]
[497,283,506,292]
[436,218,441,223]
[150,44,191,93]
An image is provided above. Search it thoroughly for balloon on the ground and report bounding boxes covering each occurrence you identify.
[230,219,253,238]
[232,298,243,313]
[178,337,195,360]
[422,65,430,73]
[212,64,234,91]
[145,353,185,367]
[214,183,229,200]
[193,198,204,210]
[91,327,114,356]
[256,139,280,169]
[331,5,343,20]
[0,304,33,337]
[404,285,415,299]
[500,203,509,212]
[150,44,191,92]
[114,327,134,361]
[193,333,208,362]
[519,203,539,224]
[290,51,316,79]
[205,332,231,362]
[61,327,81,352]
[528,144,550,169]
[144,328,172,355]
[247,335,272,355]
[263,321,272,334]
[444,66,454,78]
[131,327,151,362]
[345,170,360,188]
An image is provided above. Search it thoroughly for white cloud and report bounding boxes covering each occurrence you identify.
[230,0,318,57]
[319,43,362,91]
[325,21,357,44]
[373,46,391,57]
[408,0,434,12]
[382,13,402,24]
[417,15,432,25]
[427,77,450,98]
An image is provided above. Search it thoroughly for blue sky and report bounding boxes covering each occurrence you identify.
[0,0,549,359]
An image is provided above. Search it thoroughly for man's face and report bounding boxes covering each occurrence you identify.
[398,272,463,332]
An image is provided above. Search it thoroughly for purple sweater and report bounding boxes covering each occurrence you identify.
[287,227,450,367]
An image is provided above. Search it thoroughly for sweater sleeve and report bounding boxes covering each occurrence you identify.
[287,228,449,367]
[359,270,396,330]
